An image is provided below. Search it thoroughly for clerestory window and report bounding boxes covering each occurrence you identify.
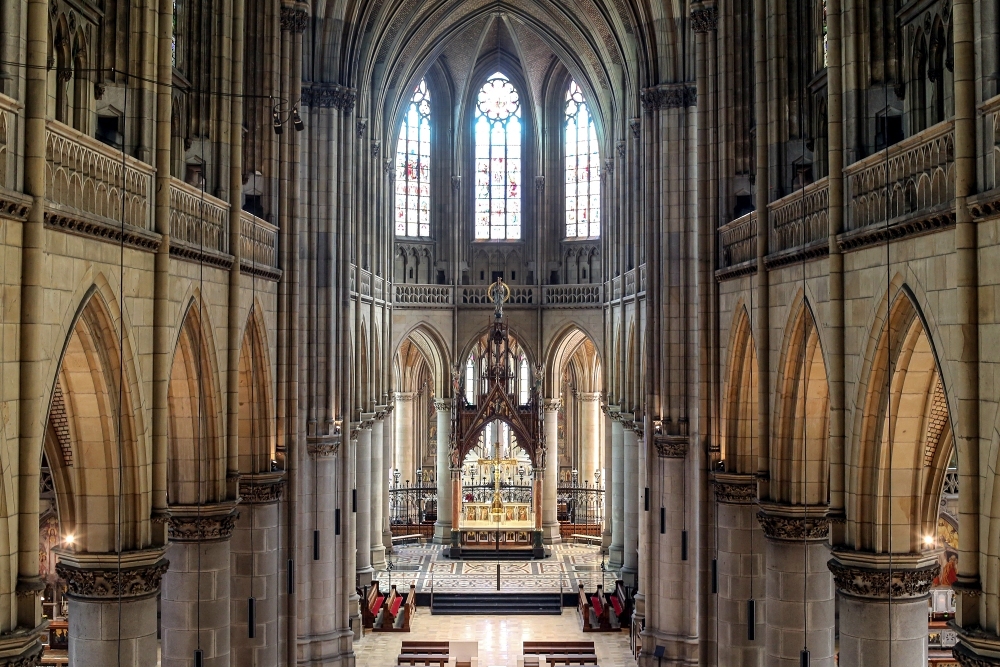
[474,73,522,241]
[395,79,432,237]
[564,80,600,239]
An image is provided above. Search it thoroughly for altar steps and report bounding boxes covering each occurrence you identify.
[459,549,539,561]
[430,592,562,615]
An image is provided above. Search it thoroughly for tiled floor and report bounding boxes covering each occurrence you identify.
[354,610,639,667]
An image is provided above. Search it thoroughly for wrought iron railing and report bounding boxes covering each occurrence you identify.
[388,482,438,528]
[556,483,605,526]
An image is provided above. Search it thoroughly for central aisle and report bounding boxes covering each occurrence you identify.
[353,611,638,667]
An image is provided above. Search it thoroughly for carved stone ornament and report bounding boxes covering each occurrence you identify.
[629,118,641,138]
[756,510,829,542]
[640,84,698,111]
[616,141,626,159]
[300,84,357,113]
[827,559,939,600]
[56,559,170,600]
[953,642,1000,667]
[307,433,341,457]
[356,118,368,137]
[714,480,756,504]
[240,478,284,504]
[451,175,462,190]
[0,643,43,667]
[690,5,719,33]
[654,435,688,458]
[371,140,381,157]
[604,158,614,175]
[535,175,545,191]
[166,510,238,542]
[280,5,309,32]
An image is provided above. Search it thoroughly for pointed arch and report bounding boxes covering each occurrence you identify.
[850,287,954,553]
[543,323,602,396]
[237,306,273,475]
[722,305,759,474]
[771,297,830,506]
[167,297,226,505]
[43,286,148,553]
[395,323,452,398]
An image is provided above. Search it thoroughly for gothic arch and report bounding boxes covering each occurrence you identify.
[770,296,830,506]
[543,323,602,396]
[722,305,758,475]
[848,286,955,553]
[237,305,273,475]
[395,323,452,398]
[167,297,227,506]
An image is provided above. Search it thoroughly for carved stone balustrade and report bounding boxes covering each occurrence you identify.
[169,177,230,267]
[623,269,636,297]
[542,284,602,306]
[394,284,453,307]
[716,211,757,279]
[240,210,281,280]
[766,176,829,268]
[971,94,1000,219]
[0,93,20,192]
[841,119,955,250]
[44,119,157,247]
[461,285,536,305]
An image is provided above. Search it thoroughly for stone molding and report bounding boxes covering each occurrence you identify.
[535,176,545,191]
[953,627,1000,666]
[300,83,357,113]
[56,558,169,601]
[307,433,341,457]
[166,504,239,542]
[640,84,697,111]
[356,118,367,137]
[756,506,829,542]
[713,473,757,504]
[577,392,602,403]
[44,210,161,253]
[279,4,309,32]
[629,118,640,138]
[239,473,285,504]
[434,398,453,412]
[827,556,939,600]
[395,391,418,401]
[0,191,31,222]
[542,398,562,412]
[0,637,43,667]
[653,435,688,458]
[690,5,718,32]
[954,644,1000,667]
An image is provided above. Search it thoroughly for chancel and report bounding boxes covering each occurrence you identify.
[0,0,998,665]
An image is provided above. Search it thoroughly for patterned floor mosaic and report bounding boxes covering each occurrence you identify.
[375,542,618,594]
[354,611,639,667]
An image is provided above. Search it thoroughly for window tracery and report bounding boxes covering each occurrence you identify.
[565,80,600,239]
[475,73,522,241]
[395,79,432,237]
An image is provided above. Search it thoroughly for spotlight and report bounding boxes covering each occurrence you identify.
[923,534,936,547]
[292,108,305,132]
[64,534,75,546]
[272,110,283,135]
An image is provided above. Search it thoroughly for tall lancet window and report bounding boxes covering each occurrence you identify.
[565,80,600,238]
[518,356,529,405]
[466,355,476,405]
[395,79,431,237]
[475,73,522,241]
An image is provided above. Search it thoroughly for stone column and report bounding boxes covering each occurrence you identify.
[383,407,394,553]
[394,392,416,483]
[601,407,613,551]
[715,474,764,667]
[542,399,561,544]
[355,423,373,584]
[433,399,453,543]
[757,505,835,667]
[55,550,168,667]
[609,416,625,570]
[160,504,237,667]
[232,476,283,667]
[370,415,387,570]
[621,422,639,586]
[578,393,602,486]
[828,552,939,667]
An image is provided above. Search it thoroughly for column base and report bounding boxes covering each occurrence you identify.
[371,545,386,571]
[541,522,562,545]
[636,629,699,666]
[432,522,452,544]
[954,628,1000,665]
[383,528,393,554]
[356,566,374,587]
[600,530,611,552]
[620,565,637,589]
[608,545,624,572]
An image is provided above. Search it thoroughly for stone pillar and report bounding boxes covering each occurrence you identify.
[232,476,283,667]
[160,504,236,667]
[433,399,453,543]
[394,392,416,484]
[370,416,386,570]
[355,423,373,584]
[621,423,639,585]
[715,474,764,667]
[828,552,939,667]
[757,505,835,667]
[609,417,625,570]
[542,399,561,544]
[382,408,394,553]
[601,408,613,551]
[55,550,168,667]
[578,393,602,486]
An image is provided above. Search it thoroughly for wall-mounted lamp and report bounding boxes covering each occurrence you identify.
[333,419,343,436]
[271,98,306,135]
[653,419,663,435]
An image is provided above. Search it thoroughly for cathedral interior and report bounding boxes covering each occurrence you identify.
[0,0,999,665]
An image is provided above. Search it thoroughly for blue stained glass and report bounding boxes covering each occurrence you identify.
[395,79,432,238]
[565,80,600,238]
[474,73,522,241]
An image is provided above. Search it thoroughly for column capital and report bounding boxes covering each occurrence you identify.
[756,503,829,542]
[239,472,285,504]
[653,434,689,458]
[55,549,168,601]
[543,398,562,412]
[827,550,939,600]
[163,502,240,542]
[577,392,602,402]
[279,3,309,32]
[395,391,418,401]
[954,628,1000,666]
[434,398,453,411]
[713,472,757,504]
[690,4,718,32]
[307,432,341,457]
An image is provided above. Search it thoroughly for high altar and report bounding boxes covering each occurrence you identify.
[446,279,547,558]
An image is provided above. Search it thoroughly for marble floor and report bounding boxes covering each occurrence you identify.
[354,610,639,667]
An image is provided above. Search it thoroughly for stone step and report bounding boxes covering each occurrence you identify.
[430,592,563,615]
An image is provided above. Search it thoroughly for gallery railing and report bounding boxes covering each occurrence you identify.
[556,483,605,533]
[388,482,437,537]
[718,211,757,273]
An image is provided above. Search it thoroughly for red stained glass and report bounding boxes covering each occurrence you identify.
[564,80,600,239]
[394,79,431,238]
[474,73,522,240]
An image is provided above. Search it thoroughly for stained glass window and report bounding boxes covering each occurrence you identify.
[395,79,431,237]
[565,81,600,238]
[466,355,476,404]
[474,73,522,241]
[518,356,529,405]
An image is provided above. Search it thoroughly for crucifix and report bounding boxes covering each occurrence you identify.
[488,277,510,321]
[478,426,519,522]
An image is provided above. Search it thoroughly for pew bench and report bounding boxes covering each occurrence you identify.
[570,534,602,545]
[396,654,450,666]
[392,534,423,545]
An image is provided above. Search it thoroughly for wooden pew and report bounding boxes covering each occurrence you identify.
[395,655,450,666]
[577,584,612,631]
[375,584,417,632]
[523,640,597,665]
[609,579,632,629]
[359,582,385,630]
[401,641,449,653]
